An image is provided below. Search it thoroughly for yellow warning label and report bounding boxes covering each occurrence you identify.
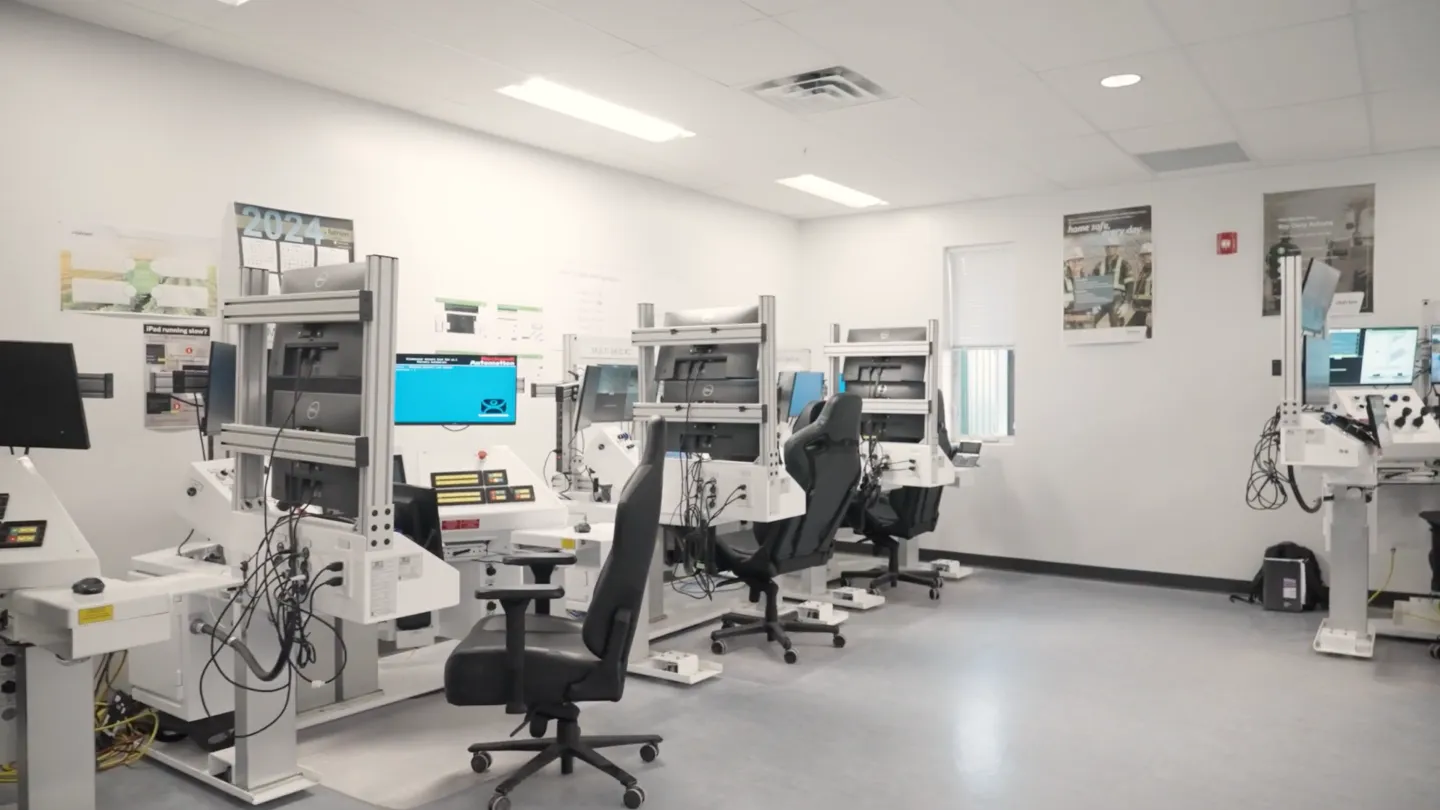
[78,605,114,625]
[561,538,576,550]
[431,472,482,489]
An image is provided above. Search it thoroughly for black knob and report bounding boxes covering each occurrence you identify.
[1402,407,1414,418]
[186,487,198,497]
[1415,417,1425,428]
[1,682,15,694]
[1395,416,1407,428]
[1404,395,1413,402]
[485,565,497,577]
[1,654,15,668]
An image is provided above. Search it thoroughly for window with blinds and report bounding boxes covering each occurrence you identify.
[945,244,1016,439]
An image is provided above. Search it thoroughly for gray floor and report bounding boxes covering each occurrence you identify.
[96,572,1440,810]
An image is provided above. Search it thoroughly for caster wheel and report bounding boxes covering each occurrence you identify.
[471,752,493,774]
[711,640,727,655]
[929,588,940,600]
[640,743,659,763]
[833,635,847,649]
[623,785,646,808]
[783,649,798,665]
[866,586,880,596]
[487,793,510,810]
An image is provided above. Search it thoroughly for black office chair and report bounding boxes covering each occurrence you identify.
[840,396,957,600]
[443,417,667,810]
[708,394,862,664]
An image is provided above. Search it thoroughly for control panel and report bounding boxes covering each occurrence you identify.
[0,521,46,549]
[1328,386,1440,462]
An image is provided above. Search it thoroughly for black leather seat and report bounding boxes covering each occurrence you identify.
[708,393,862,664]
[840,395,958,600]
[443,418,667,810]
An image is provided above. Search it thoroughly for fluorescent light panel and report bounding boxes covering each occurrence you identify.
[1100,73,1142,88]
[497,78,694,143]
[776,175,887,208]
[215,0,253,6]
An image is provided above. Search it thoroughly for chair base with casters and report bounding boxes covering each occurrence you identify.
[709,580,845,665]
[840,536,944,601]
[466,702,661,810]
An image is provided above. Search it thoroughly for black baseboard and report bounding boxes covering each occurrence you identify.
[833,542,1432,606]
[834,541,1250,594]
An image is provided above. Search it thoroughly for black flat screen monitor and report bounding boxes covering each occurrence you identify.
[0,341,90,450]
[203,341,237,437]
[655,305,760,382]
[843,326,926,392]
[665,423,760,463]
[576,364,638,430]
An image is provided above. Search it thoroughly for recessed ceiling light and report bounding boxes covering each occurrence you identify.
[776,175,887,209]
[1100,73,1142,89]
[214,0,253,5]
[496,78,695,143]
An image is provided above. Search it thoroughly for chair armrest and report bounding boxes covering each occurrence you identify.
[500,552,577,567]
[474,584,566,714]
[474,584,565,601]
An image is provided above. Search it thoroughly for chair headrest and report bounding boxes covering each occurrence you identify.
[638,416,666,468]
[791,393,862,449]
[793,399,826,431]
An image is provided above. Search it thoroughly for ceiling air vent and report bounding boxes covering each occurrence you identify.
[746,67,892,115]
[1135,141,1251,173]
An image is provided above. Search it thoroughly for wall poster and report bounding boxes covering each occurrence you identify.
[60,225,218,318]
[1062,205,1153,345]
[1262,184,1375,316]
[142,323,211,430]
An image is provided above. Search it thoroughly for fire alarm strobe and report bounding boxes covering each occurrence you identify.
[1217,232,1238,255]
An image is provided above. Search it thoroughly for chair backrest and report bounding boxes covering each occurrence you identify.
[769,393,863,563]
[793,399,825,431]
[581,417,666,659]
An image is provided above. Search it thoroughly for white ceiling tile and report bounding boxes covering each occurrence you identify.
[1026,134,1153,188]
[1150,0,1351,44]
[650,18,834,87]
[708,181,853,218]
[905,72,1095,145]
[740,0,836,14]
[778,0,1033,94]
[18,0,190,39]
[1109,116,1238,155]
[1355,0,1418,8]
[549,50,802,140]
[1188,16,1363,111]
[342,0,636,76]
[1040,48,1222,131]
[120,0,285,28]
[533,0,764,48]
[1357,1,1440,93]
[1370,86,1440,153]
[947,0,1175,72]
[1234,96,1372,161]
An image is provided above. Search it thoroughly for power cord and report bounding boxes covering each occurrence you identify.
[1246,407,1322,513]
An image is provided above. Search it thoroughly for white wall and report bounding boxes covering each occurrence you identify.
[798,150,1440,593]
[0,2,799,575]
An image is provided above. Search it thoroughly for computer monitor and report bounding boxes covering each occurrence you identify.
[1429,326,1440,381]
[1300,259,1343,335]
[778,371,825,420]
[0,341,90,450]
[654,305,760,382]
[269,265,368,514]
[576,364,638,430]
[1306,327,1418,396]
[662,423,760,462]
[394,354,518,426]
[842,327,926,396]
[202,341,237,437]
[393,453,407,485]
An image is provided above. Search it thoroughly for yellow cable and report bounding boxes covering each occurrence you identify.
[1368,548,1397,604]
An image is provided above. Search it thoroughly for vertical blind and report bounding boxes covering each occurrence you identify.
[947,244,1016,438]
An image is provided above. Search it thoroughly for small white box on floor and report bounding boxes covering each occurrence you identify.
[795,600,847,625]
[932,560,975,581]
[652,650,699,677]
[830,586,885,610]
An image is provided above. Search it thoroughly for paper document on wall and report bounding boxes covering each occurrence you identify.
[60,224,219,319]
[142,323,212,430]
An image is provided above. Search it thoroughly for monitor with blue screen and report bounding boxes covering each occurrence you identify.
[394,354,517,425]
[788,371,824,418]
